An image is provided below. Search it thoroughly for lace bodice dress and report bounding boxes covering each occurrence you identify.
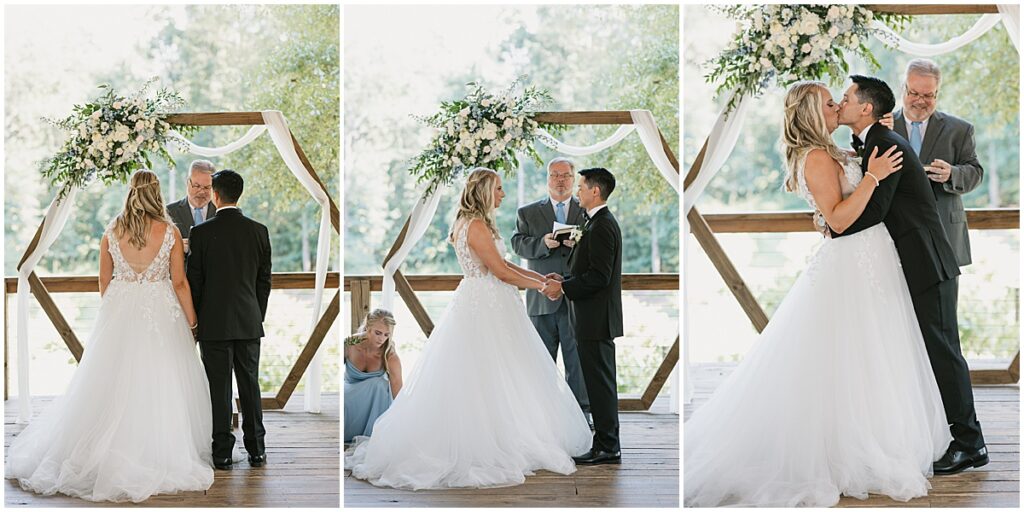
[5,222,214,503]
[346,218,590,490]
[684,155,951,506]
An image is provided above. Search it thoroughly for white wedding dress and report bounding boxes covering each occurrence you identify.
[6,223,214,503]
[346,219,591,489]
[684,155,951,507]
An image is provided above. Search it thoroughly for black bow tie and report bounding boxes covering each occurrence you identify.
[583,212,591,222]
[851,135,864,152]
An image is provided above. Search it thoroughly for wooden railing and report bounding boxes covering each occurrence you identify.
[4,271,340,404]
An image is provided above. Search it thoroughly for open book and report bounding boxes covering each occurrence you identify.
[552,221,580,243]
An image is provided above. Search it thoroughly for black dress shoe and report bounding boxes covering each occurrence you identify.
[248,453,267,467]
[213,457,232,470]
[573,449,621,465]
[933,446,988,475]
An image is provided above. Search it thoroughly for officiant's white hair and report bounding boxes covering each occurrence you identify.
[189,159,215,175]
[904,59,942,85]
[547,157,576,174]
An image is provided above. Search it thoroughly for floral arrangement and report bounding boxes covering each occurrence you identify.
[706,5,910,112]
[409,77,559,196]
[41,78,196,199]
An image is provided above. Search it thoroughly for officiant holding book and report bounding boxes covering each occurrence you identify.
[512,157,591,426]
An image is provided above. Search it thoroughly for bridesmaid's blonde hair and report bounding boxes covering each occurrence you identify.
[356,309,397,376]
[114,170,173,250]
[781,81,848,193]
[450,167,501,242]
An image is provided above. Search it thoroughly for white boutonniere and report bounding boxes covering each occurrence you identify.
[569,226,585,243]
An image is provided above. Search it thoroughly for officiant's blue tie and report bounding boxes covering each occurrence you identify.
[193,207,203,226]
[555,202,566,224]
[910,121,923,156]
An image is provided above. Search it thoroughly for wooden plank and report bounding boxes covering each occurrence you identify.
[350,279,371,333]
[640,336,679,406]
[288,130,341,233]
[27,273,83,362]
[865,4,999,15]
[164,112,266,126]
[972,368,1017,386]
[683,137,708,190]
[383,216,411,265]
[343,273,679,292]
[657,128,680,174]
[1010,351,1020,382]
[15,220,45,271]
[533,111,634,125]
[5,272,340,294]
[703,209,1019,233]
[688,207,769,332]
[272,290,340,408]
[394,270,434,336]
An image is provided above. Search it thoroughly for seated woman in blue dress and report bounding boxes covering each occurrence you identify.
[344,309,402,443]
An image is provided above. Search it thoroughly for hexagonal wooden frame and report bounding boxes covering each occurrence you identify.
[14,111,341,410]
[379,111,680,411]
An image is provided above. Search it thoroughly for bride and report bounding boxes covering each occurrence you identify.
[346,167,591,489]
[6,170,214,502]
[683,82,951,507]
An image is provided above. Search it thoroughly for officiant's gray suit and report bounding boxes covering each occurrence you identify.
[893,109,983,267]
[511,196,589,414]
[167,197,216,240]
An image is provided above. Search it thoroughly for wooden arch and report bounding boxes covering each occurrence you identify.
[377,111,680,411]
[13,111,342,410]
[686,4,1020,384]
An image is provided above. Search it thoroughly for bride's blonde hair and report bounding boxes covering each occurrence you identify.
[114,170,173,250]
[449,167,501,242]
[781,81,848,193]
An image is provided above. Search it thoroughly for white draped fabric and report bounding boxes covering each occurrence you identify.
[15,186,82,423]
[381,109,680,401]
[16,110,332,422]
[682,11,1021,404]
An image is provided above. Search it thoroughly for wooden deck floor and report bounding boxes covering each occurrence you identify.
[344,397,679,507]
[5,393,340,508]
[685,363,1019,508]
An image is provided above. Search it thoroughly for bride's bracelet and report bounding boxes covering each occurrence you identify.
[189,321,198,330]
[865,172,880,187]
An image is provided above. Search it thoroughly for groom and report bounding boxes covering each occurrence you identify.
[543,167,623,465]
[187,170,272,470]
[834,75,986,475]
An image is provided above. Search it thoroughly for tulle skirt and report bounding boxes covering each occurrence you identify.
[6,280,214,503]
[684,224,951,507]
[346,276,591,489]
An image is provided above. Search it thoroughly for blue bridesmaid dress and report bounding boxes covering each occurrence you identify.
[344,359,393,443]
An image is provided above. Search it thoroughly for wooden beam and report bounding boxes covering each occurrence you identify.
[683,138,708,190]
[688,207,770,332]
[344,273,679,292]
[164,112,266,126]
[657,128,680,174]
[27,272,84,362]
[394,270,434,336]
[971,368,1016,385]
[866,4,999,15]
[16,220,45,271]
[1009,351,1020,382]
[703,209,1019,233]
[350,279,371,333]
[534,111,634,125]
[383,216,412,265]
[5,272,340,294]
[271,289,341,409]
[639,336,679,407]
[289,130,341,233]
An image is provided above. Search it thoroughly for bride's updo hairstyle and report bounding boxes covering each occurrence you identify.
[114,169,173,250]
[450,167,501,242]
[781,81,847,194]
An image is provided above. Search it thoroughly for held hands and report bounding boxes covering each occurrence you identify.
[540,276,563,300]
[866,145,904,182]
[925,158,952,183]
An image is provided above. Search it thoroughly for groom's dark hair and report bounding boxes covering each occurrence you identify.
[212,169,244,204]
[579,167,616,200]
[849,75,895,120]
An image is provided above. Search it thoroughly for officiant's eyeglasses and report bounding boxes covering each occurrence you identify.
[904,87,938,101]
[548,173,573,181]
[188,179,212,192]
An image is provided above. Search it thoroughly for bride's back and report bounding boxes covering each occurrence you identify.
[114,221,171,273]
[451,218,500,279]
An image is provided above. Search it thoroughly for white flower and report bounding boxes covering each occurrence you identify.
[90,111,101,120]
[112,101,122,109]
[759,57,773,70]
[116,148,124,155]
[828,26,839,38]
[459,107,470,118]
[784,45,794,57]
[503,133,512,142]
[769,21,783,35]
[483,145,491,153]
[101,122,109,131]
[480,98,492,107]
[468,120,477,130]
[850,34,860,46]
[801,43,812,54]
[827,5,842,20]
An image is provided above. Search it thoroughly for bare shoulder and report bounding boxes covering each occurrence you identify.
[804,149,842,179]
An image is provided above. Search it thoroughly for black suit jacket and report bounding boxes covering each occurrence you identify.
[166,196,217,239]
[187,208,272,341]
[832,123,960,294]
[561,207,624,340]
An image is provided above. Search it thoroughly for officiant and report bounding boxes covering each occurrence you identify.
[512,157,590,426]
[167,159,217,252]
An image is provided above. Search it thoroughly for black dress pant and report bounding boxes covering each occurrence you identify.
[199,339,266,459]
[578,337,620,453]
[910,277,985,451]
